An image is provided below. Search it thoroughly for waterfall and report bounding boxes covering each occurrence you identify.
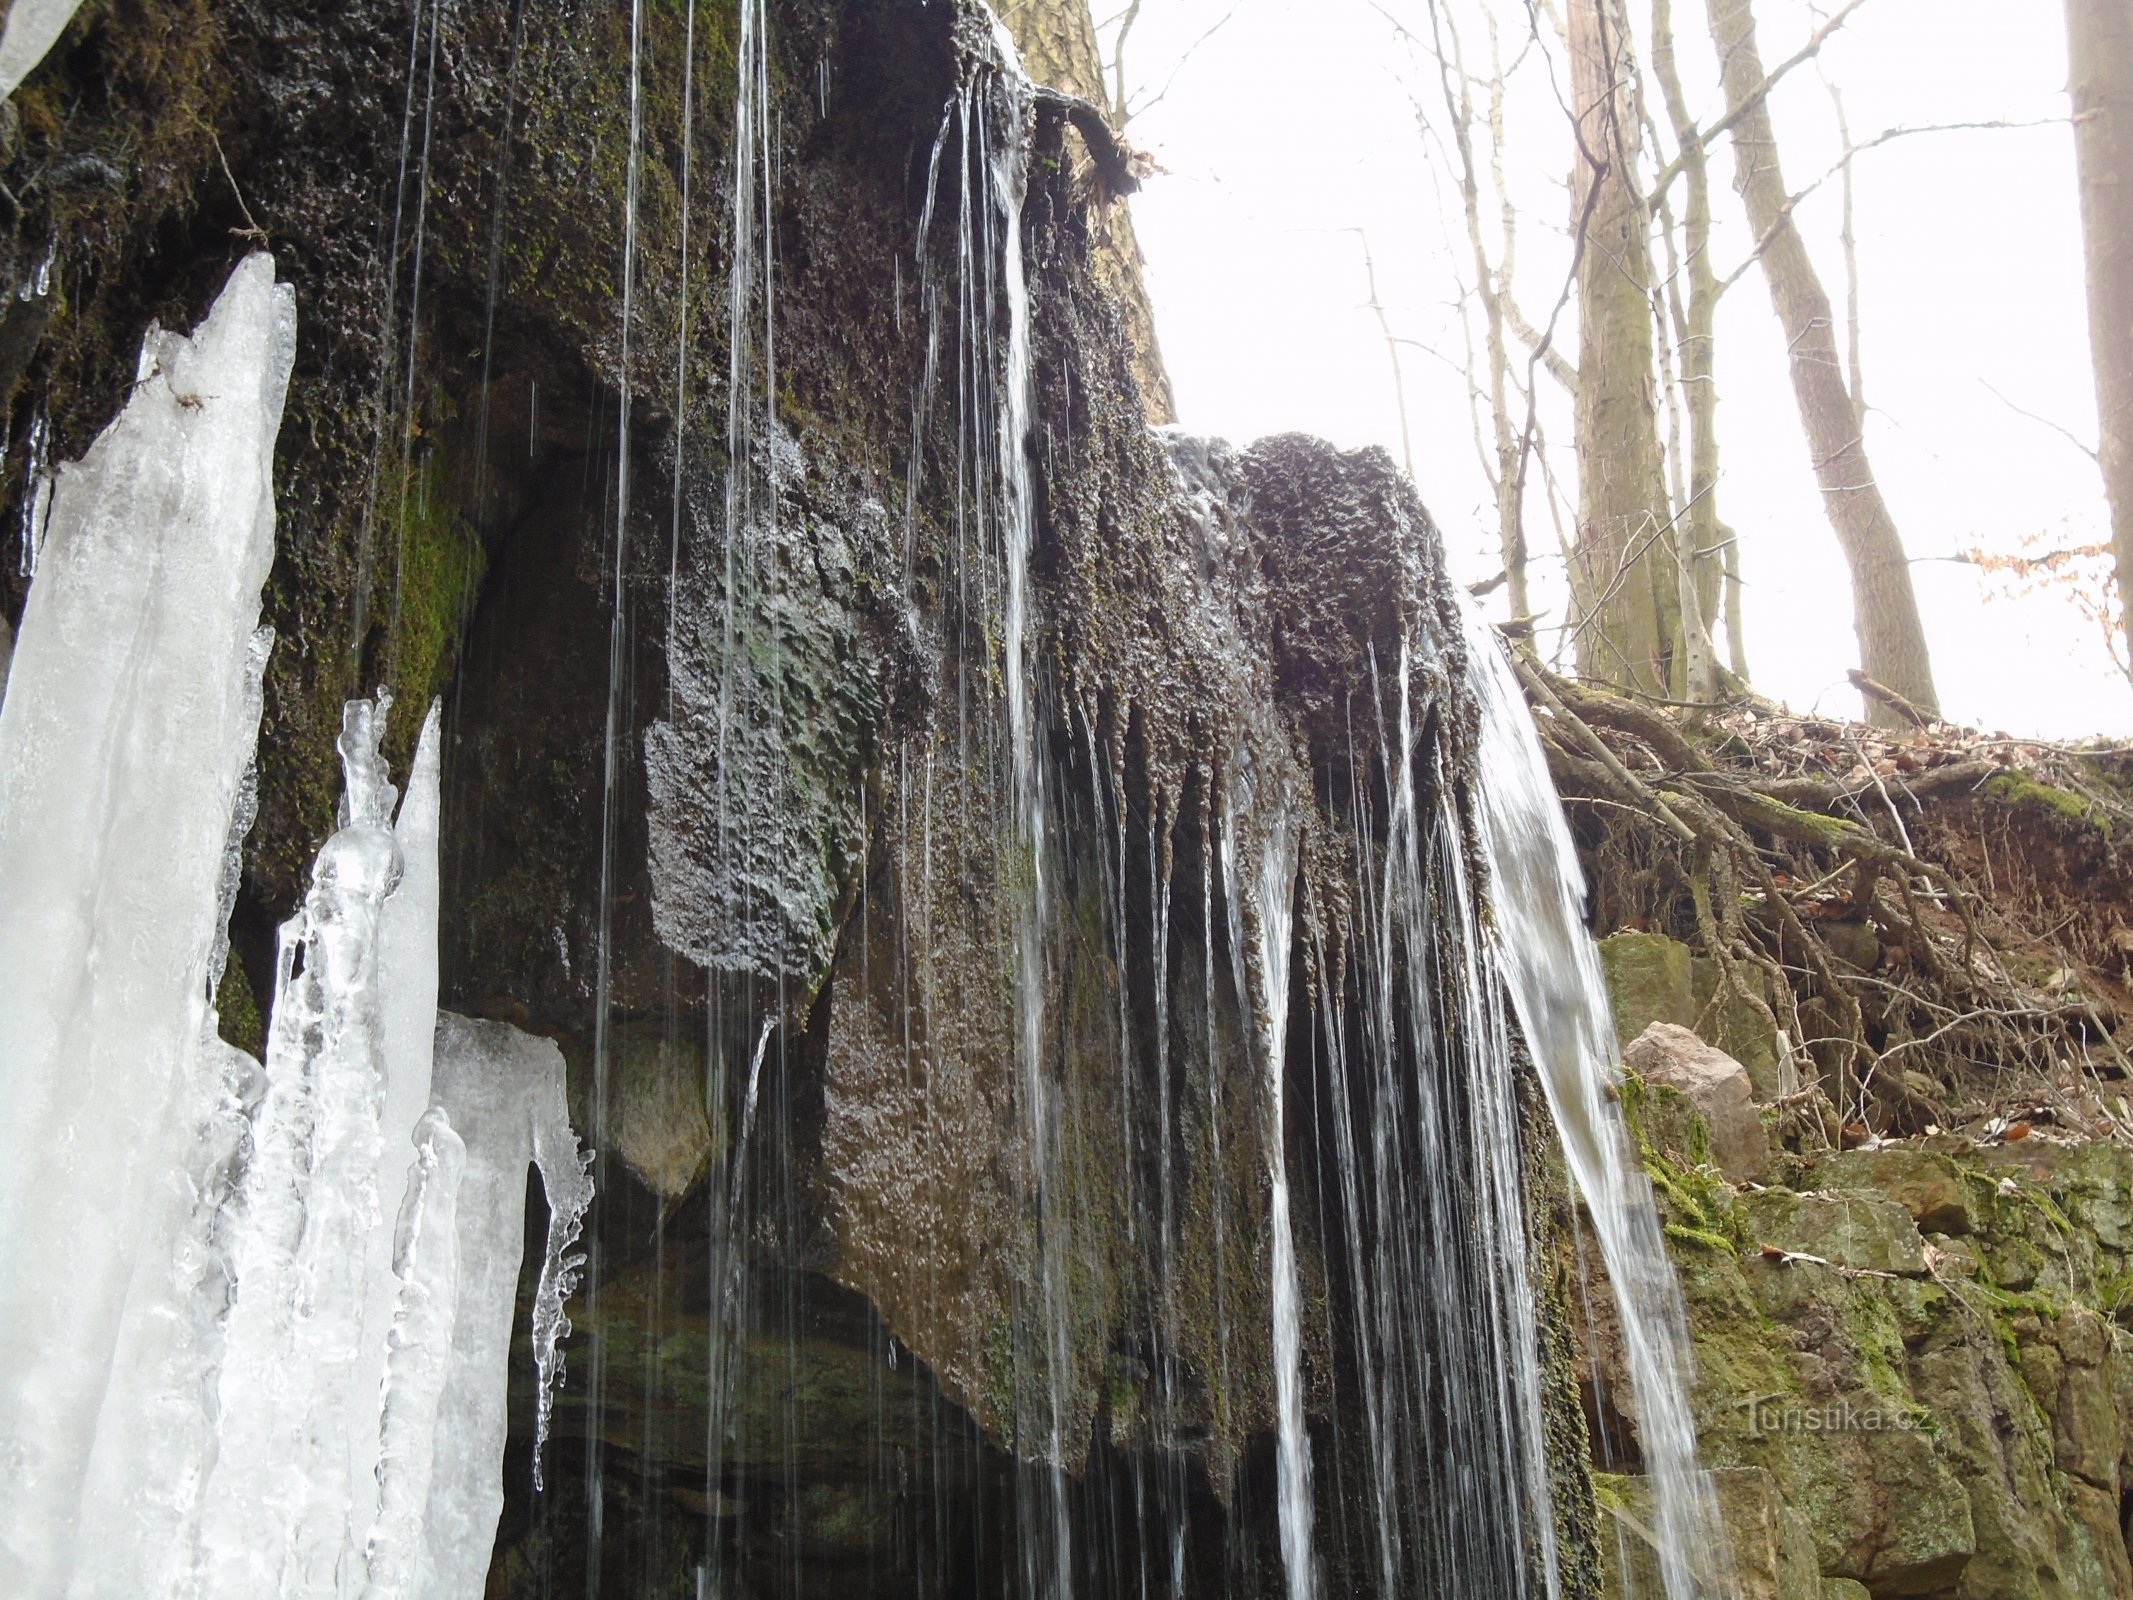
[1219,750,1316,1600]
[1463,605,1736,1600]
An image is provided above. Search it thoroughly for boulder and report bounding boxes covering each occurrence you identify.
[1805,1148,1978,1237]
[1625,1022,1772,1183]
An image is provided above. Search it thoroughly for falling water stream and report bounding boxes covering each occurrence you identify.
[1464,603,1736,1600]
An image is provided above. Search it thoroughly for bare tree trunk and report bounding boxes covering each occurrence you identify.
[1650,0,1733,686]
[1568,0,1680,698]
[1428,0,1531,621]
[1705,0,1940,724]
[2067,0,2133,668]
[1003,0,1177,424]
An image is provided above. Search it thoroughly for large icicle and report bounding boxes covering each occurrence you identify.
[0,0,88,100]
[351,705,446,1544]
[414,1012,593,1600]
[362,1108,467,1600]
[0,253,295,1600]
[191,694,412,1599]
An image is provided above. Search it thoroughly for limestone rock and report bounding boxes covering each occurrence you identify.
[1693,954,1789,1099]
[1596,1467,1820,1600]
[1739,1188,1927,1276]
[604,1022,718,1205]
[1805,1148,1979,1236]
[1625,1021,1772,1183]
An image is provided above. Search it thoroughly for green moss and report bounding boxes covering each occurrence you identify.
[1986,771,2105,833]
[214,947,264,1058]
[379,450,486,758]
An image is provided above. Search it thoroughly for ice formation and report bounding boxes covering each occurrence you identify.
[0,252,295,1599]
[0,0,87,100]
[0,248,593,1599]
[415,1013,593,1600]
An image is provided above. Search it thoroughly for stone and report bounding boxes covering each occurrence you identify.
[602,1021,718,1205]
[1625,1022,1772,1183]
[1739,1189,1928,1277]
[1596,1467,1821,1600]
[1805,1148,1979,1237]
[1600,931,1696,1042]
[1819,1582,1869,1600]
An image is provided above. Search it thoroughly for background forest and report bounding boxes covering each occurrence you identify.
[1064,0,2130,737]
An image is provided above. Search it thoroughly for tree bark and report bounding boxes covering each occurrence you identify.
[1650,0,1731,687]
[1001,0,1176,424]
[1705,0,1940,724]
[2067,0,2133,669]
[1568,0,1680,698]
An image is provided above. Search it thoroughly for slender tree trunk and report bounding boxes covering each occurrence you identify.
[1428,0,1531,621]
[1650,0,1733,685]
[1003,0,1176,424]
[1705,0,1940,724]
[2067,0,2133,667]
[1568,0,1680,698]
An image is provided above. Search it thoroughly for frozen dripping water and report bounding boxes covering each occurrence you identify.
[0,252,294,1600]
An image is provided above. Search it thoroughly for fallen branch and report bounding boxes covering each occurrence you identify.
[1847,669,1931,730]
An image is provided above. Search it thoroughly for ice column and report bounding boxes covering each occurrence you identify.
[0,253,295,1600]
[414,1012,593,1600]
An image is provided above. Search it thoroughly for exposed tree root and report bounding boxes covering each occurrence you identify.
[1515,646,2133,1147]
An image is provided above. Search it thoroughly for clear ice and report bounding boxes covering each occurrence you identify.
[0,247,593,1599]
[0,252,296,1600]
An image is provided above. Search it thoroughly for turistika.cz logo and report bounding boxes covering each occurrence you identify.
[1733,1395,1921,1438]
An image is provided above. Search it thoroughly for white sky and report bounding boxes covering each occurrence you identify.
[1106,0,2128,737]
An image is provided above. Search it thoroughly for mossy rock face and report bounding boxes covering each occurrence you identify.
[1599,931,1696,1043]
[1691,953,1784,1098]
[1796,1148,1980,1237]
[1596,1467,1821,1600]
[1740,1189,1930,1278]
[1596,1133,2133,1600]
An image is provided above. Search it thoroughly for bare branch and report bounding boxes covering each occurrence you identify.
[1714,118,2074,298]
[1652,0,1872,198]
[1126,6,1245,125]
[1978,378,2101,465]
[1109,0,1142,125]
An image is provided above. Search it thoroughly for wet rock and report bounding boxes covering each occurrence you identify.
[1596,1467,1820,1600]
[604,1020,718,1205]
[1625,1021,1770,1183]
